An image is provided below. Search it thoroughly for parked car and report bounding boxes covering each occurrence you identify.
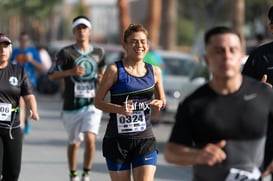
[157,50,207,122]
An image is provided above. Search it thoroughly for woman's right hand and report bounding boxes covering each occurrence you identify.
[119,100,133,116]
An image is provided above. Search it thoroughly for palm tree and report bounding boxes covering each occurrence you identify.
[146,0,162,48]
[161,0,177,50]
[117,0,131,43]
[231,0,245,53]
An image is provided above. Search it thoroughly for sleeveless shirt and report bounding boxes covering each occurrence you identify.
[105,60,155,139]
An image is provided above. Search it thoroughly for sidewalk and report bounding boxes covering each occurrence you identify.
[19,94,192,181]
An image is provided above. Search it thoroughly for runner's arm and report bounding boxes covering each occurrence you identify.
[97,66,106,85]
[164,141,226,166]
[22,94,39,121]
[150,65,166,111]
[94,64,132,116]
[25,53,45,73]
[48,66,85,80]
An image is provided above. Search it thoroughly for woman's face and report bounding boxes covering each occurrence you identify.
[0,42,11,62]
[123,31,149,61]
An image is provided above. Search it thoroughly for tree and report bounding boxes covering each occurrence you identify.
[146,0,162,48]
[117,0,131,43]
[230,0,245,53]
[73,0,90,18]
[0,0,62,43]
[161,0,177,50]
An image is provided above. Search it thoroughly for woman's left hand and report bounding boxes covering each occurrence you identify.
[28,110,39,121]
[150,99,165,111]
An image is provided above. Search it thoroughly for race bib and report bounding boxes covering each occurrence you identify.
[74,82,95,98]
[225,167,261,181]
[117,110,146,133]
[0,103,12,122]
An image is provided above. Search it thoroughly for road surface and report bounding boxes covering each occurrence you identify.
[19,94,192,181]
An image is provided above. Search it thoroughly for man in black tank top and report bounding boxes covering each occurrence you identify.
[164,26,273,181]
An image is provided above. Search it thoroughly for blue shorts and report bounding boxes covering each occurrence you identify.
[103,137,157,171]
[106,150,157,171]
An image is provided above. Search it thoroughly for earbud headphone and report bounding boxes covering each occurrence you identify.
[9,44,12,54]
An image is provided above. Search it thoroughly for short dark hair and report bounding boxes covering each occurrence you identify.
[204,26,241,46]
[19,31,30,41]
[72,16,90,23]
[19,31,29,37]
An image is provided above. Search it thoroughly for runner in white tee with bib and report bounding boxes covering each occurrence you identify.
[48,16,105,181]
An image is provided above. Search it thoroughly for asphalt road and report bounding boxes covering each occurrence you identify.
[19,94,192,181]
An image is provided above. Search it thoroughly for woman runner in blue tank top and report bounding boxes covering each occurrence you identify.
[94,24,166,181]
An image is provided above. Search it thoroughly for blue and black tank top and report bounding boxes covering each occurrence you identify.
[105,60,155,139]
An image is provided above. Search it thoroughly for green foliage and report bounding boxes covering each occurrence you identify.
[177,18,194,46]
[176,0,230,46]
[73,4,88,17]
[245,0,271,20]
[177,0,273,46]
[0,0,63,43]
[0,0,62,18]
